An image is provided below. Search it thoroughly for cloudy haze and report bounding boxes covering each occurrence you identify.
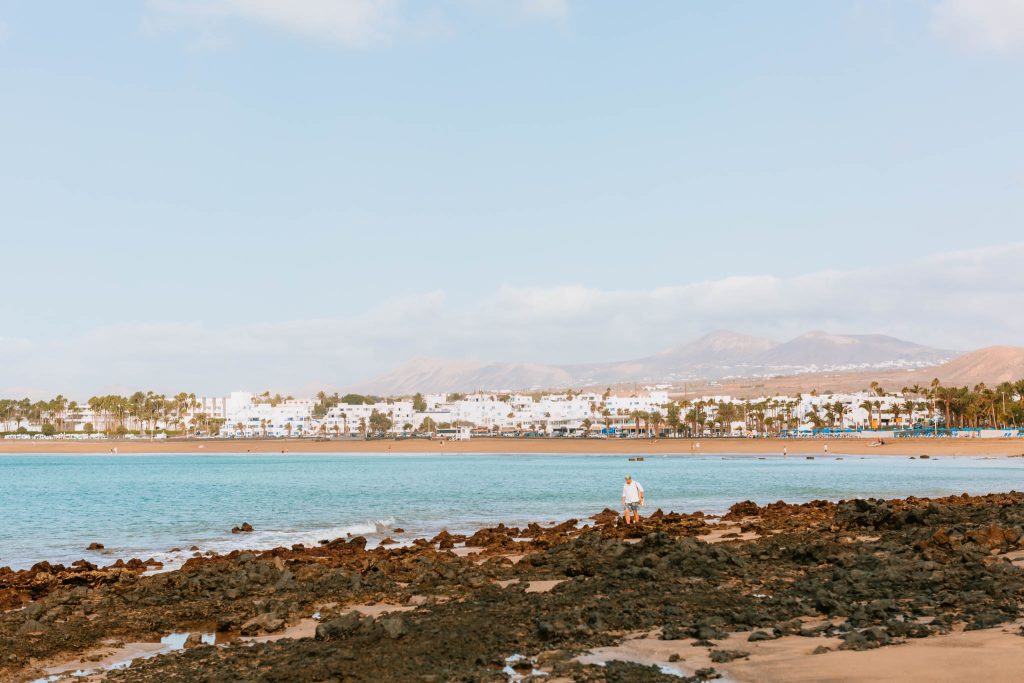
[1,1,1022,397]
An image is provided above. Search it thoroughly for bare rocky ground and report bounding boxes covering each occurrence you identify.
[2,492,1024,682]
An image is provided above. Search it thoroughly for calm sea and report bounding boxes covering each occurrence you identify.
[2,453,1023,571]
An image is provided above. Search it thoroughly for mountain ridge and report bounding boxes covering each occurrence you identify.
[356,330,954,395]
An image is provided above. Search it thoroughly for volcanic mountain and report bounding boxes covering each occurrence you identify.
[357,330,953,395]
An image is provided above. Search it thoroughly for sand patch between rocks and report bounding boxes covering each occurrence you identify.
[493,579,566,593]
[346,602,417,618]
[721,622,1024,682]
[703,523,760,544]
[575,622,1024,683]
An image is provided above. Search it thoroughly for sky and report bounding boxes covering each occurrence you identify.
[0,0,1023,398]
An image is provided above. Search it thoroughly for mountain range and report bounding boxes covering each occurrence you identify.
[357,330,954,395]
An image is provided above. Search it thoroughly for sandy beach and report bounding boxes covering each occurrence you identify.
[2,435,1023,457]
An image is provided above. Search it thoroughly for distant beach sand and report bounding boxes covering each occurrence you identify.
[1,436,1022,456]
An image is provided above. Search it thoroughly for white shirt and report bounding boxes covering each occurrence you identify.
[622,480,644,503]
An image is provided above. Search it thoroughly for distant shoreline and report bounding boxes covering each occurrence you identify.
[1,436,1022,457]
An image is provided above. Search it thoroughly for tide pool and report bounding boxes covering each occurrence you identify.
[2,453,1022,571]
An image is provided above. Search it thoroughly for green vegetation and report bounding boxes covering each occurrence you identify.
[0,391,220,437]
[1,377,1022,439]
[312,391,341,418]
[342,393,380,405]
[368,409,393,435]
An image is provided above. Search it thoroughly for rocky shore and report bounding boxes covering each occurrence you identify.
[3,492,1024,682]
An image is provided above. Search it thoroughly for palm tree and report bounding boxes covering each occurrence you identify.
[859,399,874,429]
[648,411,663,439]
[833,401,849,430]
[666,403,681,436]
[934,385,955,430]
[629,410,643,438]
[902,398,915,426]
[50,395,68,433]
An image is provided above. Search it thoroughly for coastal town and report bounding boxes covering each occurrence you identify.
[4,379,1024,441]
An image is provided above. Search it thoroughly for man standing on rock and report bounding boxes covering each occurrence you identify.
[622,475,645,525]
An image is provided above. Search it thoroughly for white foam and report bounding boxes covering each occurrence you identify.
[134,518,399,573]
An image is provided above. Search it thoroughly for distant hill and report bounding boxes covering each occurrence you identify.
[691,346,1024,399]
[355,358,572,396]
[925,346,1024,386]
[752,331,949,368]
[565,330,779,384]
[357,330,954,395]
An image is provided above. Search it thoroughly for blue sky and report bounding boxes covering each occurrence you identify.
[1,0,1023,396]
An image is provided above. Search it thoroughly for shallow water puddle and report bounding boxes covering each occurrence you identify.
[34,631,219,682]
[238,618,317,643]
[575,651,687,678]
[575,634,698,679]
[503,653,548,681]
[493,579,565,593]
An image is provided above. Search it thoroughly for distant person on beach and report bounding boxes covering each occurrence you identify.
[622,475,645,525]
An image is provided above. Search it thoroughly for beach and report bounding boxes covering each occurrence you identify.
[3,491,1024,682]
[2,436,1023,456]
[4,452,1024,681]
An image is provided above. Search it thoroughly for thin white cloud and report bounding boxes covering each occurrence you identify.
[147,0,399,47]
[146,0,569,47]
[932,0,1024,54]
[0,20,9,43]
[2,245,1022,398]
[521,0,569,22]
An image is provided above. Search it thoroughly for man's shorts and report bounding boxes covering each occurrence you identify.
[625,502,640,512]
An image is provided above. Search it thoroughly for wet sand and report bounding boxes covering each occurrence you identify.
[2,435,1022,456]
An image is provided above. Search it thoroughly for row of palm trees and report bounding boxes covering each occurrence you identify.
[3,377,1023,437]
[897,379,1024,430]
[0,392,223,436]
[578,378,1024,438]
[574,397,803,437]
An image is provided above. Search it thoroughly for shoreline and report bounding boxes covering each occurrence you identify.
[3,491,1024,682]
[2,435,1023,456]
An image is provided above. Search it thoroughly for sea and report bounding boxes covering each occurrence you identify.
[2,453,1023,572]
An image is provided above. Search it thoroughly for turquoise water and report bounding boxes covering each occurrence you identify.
[2,453,1023,571]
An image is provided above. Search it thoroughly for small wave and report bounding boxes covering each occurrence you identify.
[135,519,398,574]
